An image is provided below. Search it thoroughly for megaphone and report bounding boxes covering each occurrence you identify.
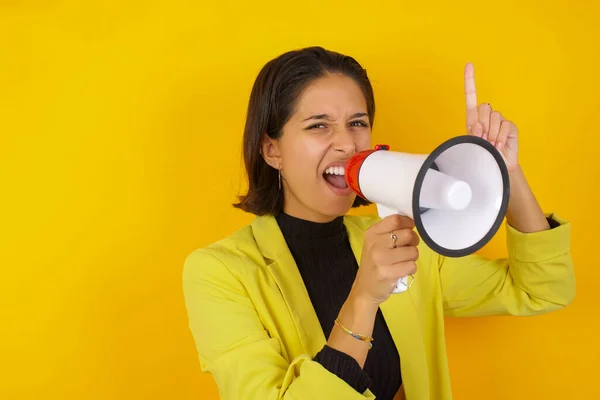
[345,135,510,293]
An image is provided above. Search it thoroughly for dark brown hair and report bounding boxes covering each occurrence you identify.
[233,46,375,216]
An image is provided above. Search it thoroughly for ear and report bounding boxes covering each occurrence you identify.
[261,134,282,170]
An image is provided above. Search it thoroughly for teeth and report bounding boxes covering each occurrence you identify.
[325,166,345,176]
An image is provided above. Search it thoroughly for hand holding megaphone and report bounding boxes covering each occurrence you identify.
[351,214,420,305]
[346,136,510,294]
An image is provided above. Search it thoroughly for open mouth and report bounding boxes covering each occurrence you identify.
[323,166,348,189]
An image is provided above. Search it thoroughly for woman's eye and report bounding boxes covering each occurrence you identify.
[307,120,368,130]
[350,120,369,127]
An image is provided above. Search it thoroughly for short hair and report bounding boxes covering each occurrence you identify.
[233,46,375,216]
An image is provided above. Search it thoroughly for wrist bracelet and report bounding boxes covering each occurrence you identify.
[334,318,374,349]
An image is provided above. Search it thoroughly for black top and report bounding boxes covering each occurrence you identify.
[275,212,401,400]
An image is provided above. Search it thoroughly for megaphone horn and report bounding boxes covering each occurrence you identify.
[346,135,510,294]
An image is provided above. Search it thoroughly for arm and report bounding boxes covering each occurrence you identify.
[439,209,575,317]
[326,291,378,368]
[444,63,576,317]
[439,167,575,316]
[505,165,551,233]
[182,249,376,400]
[313,294,377,393]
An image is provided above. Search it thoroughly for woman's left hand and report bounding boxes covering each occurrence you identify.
[464,62,519,173]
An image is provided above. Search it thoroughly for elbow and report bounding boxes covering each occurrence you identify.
[560,274,577,308]
[554,259,577,309]
[522,278,576,315]
[513,254,577,314]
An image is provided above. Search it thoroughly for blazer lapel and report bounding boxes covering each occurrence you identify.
[345,216,430,399]
[251,215,326,357]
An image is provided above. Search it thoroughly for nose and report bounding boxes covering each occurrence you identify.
[332,127,356,154]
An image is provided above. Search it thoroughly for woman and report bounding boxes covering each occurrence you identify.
[182,46,575,400]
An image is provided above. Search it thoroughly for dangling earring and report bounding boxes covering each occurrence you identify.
[278,169,282,190]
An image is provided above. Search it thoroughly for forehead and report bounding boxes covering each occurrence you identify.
[293,74,367,117]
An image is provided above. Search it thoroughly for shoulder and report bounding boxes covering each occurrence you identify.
[182,223,261,285]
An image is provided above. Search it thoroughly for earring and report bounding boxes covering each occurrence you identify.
[278,169,281,190]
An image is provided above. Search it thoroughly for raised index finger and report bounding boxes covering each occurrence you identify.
[464,62,478,126]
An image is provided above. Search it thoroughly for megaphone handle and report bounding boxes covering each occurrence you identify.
[392,276,410,293]
[376,203,403,219]
[376,203,414,294]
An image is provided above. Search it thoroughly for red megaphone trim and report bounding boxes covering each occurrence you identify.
[345,144,390,200]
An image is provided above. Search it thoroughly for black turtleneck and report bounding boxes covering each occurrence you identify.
[275,212,401,400]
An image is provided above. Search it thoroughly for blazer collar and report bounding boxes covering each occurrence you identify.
[251,214,326,356]
[251,214,429,398]
[250,213,365,263]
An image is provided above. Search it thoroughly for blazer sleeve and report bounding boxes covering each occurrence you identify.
[182,248,376,400]
[437,213,576,317]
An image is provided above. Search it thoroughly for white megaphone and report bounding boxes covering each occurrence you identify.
[345,135,510,294]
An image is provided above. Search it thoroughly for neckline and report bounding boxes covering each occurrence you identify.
[275,212,346,241]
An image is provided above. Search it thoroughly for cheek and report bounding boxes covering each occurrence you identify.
[282,136,327,177]
[356,130,373,151]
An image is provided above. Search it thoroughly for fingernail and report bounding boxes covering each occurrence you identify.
[491,141,496,147]
[497,142,503,150]
[482,133,488,140]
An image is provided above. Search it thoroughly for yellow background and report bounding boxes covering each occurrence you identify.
[1,1,598,399]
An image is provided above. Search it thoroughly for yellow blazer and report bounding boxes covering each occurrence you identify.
[182,212,575,400]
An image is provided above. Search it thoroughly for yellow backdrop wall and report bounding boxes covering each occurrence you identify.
[1,1,598,399]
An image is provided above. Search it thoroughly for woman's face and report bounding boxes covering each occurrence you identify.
[263,73,372,222]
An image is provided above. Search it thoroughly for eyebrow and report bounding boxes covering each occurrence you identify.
[302,112,368,122]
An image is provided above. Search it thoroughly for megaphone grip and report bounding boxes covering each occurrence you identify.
[392,275,414,293]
